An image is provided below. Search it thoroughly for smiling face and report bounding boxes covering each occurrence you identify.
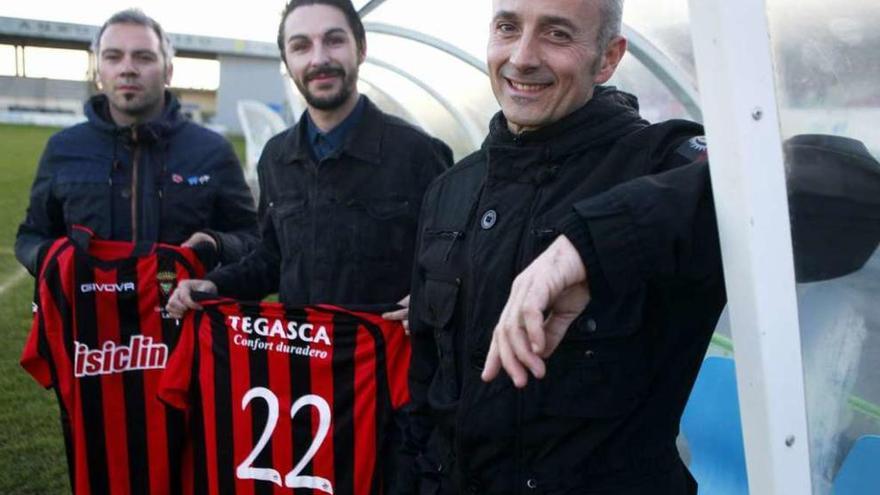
[96,22,171,126]
[487,0,625,134]
[282,4,364,112]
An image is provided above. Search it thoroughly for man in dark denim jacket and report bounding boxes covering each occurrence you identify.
[167,0,451,310]
[166,3,450,494]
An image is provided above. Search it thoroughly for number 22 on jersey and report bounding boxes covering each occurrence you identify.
[237,387,334,494]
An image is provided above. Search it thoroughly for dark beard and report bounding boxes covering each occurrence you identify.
[303,81,353,110]
[295,65,358,111]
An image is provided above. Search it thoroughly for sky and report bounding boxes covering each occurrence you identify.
[0,0,692,48]
[0,1,288,42]
[0,0,705,55]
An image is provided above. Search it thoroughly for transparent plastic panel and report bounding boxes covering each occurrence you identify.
[609,54,691,123]
[358,63,476,160]
[765,1,880,493]
[366,32,496,143]
[363,0,492,61]
[623,0,696,82]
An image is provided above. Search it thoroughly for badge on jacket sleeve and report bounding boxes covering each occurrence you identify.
[676,136,709,162]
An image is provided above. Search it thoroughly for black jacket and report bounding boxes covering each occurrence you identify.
[207,96,452,305]
[15,92,259,275]
[407,87,725,495]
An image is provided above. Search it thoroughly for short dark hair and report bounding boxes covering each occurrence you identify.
[92,9,174,68]
[276,0,366,62]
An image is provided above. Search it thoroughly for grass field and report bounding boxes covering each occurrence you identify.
[0,124,246,494]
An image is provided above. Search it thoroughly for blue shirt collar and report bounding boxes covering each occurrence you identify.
[305,95,366,161]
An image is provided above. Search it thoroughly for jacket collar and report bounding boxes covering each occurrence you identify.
[484,86,649,161]
[84,91,186,143]
[281,95,384,166]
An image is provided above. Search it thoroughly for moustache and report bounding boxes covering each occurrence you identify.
[305,66,346,82]
[498,66,553,85]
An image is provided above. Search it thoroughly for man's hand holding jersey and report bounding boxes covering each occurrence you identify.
[167,279,219,319]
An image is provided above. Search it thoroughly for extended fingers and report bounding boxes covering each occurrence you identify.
[381,308,408,321]
[481,335,502,382]
[483,283,546,386]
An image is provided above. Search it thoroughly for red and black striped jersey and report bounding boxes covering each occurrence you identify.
[158,298,411,495]
[21,235,205,495]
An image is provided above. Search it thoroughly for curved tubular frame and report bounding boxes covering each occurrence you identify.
[364,22,489,75]
[622,24,703,121]
[364,56,485,149]
[358,76,425,127]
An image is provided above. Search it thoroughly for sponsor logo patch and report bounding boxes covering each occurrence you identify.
[80,282,135,293]
[74,335,168,377]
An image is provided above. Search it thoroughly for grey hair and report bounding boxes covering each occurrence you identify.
[91,9,175,67]
[597,0,624,49]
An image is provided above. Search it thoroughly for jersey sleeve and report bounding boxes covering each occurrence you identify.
[158,311,198,410]
[20,292,53,388]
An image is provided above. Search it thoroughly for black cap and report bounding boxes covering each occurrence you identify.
[786,134,880,282]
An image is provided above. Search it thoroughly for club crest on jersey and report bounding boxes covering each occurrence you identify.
[227,315,331,346]
[80,282,135,293]
[157,271,176,295]
[74,335,168,377]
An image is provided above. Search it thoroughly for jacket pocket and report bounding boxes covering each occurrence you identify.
[420,274,460,329]
[347,198,415,264]
[420,274,460,389]
[54,181,112,236]
[269,197,308,253]
[539,294,652,418]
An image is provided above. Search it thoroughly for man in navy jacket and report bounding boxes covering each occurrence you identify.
[15,9,258,275]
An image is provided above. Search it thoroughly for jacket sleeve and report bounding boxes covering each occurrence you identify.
[558,155,723,297]
[205,156,280,300]
[15,140,64,276]
[202,142,259,264]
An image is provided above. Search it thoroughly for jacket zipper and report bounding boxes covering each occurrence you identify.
[436,231,464,261]
[130,126,140,242]
[513,182,547,494]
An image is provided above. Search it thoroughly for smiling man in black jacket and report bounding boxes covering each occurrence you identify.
[405,1,723,494]
[15,9,258,275]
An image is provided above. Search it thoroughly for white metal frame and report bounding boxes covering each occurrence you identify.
[365,56,484,149]
[364,22,488,74]
[688,0,813,493]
